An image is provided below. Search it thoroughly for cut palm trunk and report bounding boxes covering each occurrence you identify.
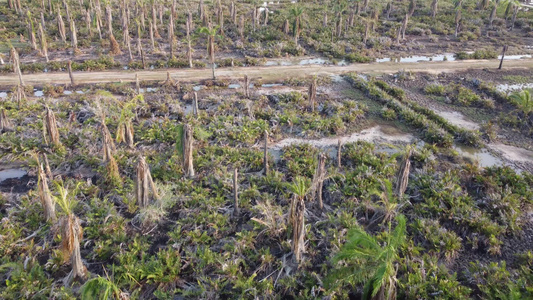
[233,168,239,216]
[38,23,49,62]
[291,195,305,263]
[308,78,317,112]
[395,148,412,198]
[263,130,268,175]
[136,156,159,208]
[0,108,13,132]
[60,214,87,284]
[68,60,75,86]
[37,163,56,222]
[43,106,62,148]
[183,124,195,178]
[311,153,327,210]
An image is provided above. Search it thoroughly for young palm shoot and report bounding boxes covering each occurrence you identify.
[136,156,159,209]
[289,5,304,43]
[53,182,87,284]
[81,276,124,300]
[510,90,532,115]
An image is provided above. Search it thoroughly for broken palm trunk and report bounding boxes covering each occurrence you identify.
[193,92,199,117]
[12,84,26,109]
[311,153,327,210]
[183,124,195,178]
[233,168,239,216]
[37,162,56,222]
[136,156,159,208]
[395,148,412,198]
[263,130,268,175]
[10,47,24,86]
[244,75,250,98]
[0,108,13,132]
[68,60,75,86]
[101,118,121,185]
[337,139,342,169]
[43,106,62,149]
[60,214,87,284]
[308,78,317,112]
[291,195,305,263]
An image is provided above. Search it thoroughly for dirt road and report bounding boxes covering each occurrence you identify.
[1,58,532,87]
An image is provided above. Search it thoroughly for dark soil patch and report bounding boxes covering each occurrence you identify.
[0,175,36,193]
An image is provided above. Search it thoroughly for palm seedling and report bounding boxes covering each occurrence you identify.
[509,90,532,115]
[136,155,159,209]
[368,179,405,226]
[198,25,220,80]
[43,106,63,149]
[327,215,407,300]
[288,176,310,263]
[53,182,87,284]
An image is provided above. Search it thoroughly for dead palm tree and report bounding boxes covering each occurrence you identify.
[0,108,13,132]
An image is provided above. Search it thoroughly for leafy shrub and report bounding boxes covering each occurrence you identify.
[424,84,445,96]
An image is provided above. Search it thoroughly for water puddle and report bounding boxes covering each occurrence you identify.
[435,111,480,131]
[34,90,44,97]
[499,54,532,60]
[193,86,203,91]
[139,87,159,93]
[64,90,72,95]
[0,91,7,98]
[270,125,415,150]
[377,53,456,63]
[453,145,504,168]
[261,83,283,88]
[228,84,241,89]
[264,57,347,67]
[0,169,27,182]
[496,83,533,92]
